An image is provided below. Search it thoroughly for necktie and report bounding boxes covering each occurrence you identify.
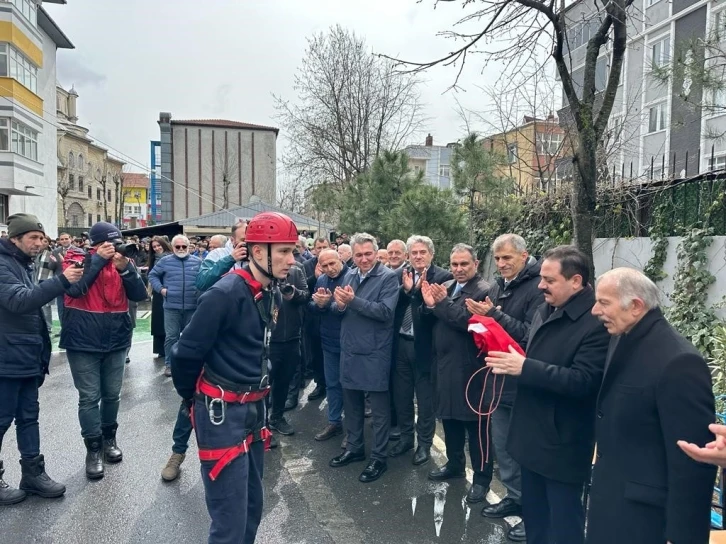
[453,283,463,297]
[400,273,418,336]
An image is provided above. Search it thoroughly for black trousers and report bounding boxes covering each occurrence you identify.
[441,418,493,487]
[393,337,434,447]
[0,377,41,458]
[521,466,586,544]
[343,389,390,462]
[269,340,301,421]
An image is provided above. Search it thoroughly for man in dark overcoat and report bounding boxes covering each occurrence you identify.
[389,235,453,466]
[329,233,399,484]
[587,267,716,544]
[421,243,492,504]
[485,245,609,544]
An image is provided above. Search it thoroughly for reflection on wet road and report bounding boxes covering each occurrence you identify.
[3,341,515,544]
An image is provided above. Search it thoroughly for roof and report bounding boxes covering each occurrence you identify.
[171,119,279,134]
[38,6,73,49]
[177,198,335,232]
[122,173,150,189]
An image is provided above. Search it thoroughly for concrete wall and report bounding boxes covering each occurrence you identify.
[170,125,276,221]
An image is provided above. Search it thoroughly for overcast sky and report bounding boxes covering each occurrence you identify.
[46,0,513,176]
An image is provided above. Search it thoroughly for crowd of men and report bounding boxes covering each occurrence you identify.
[0,211,722,544]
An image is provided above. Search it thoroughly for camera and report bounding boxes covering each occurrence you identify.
[113,241,139,259]
[280,282,294,297]
[73,261,84,269]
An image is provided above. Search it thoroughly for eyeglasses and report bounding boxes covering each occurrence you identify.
[174,245,188,250]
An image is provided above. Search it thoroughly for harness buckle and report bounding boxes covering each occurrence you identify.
[258,374,269,389]
[207,385,226,426]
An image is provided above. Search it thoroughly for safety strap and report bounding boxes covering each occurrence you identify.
[197,375,270,403]
[198,428,273,481]
[228,268,276,387]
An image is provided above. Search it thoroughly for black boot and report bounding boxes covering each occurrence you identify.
[19,455,65,498]
[84,437,104,480]
[0,460,26,505]
[101,424,123,463]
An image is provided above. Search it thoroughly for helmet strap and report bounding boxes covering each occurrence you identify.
[250,243,276,283]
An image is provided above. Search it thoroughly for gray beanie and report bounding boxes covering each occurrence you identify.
[7,213,45,238]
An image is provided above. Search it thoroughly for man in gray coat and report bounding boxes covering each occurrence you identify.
[329,233,399,483]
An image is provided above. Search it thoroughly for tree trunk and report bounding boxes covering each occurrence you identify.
[572,128,598,280]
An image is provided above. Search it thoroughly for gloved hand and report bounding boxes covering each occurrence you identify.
[180,398,193,419]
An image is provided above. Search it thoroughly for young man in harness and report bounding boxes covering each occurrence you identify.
[171,211,298,544]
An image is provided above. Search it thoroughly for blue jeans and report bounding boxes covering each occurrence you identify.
[164,309,195,369]
[323,349,343,425]
[0,378,40,458]
[67,349,127,438]
[172,401,194,454]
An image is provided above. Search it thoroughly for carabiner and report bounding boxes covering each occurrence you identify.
[207,386,226,426]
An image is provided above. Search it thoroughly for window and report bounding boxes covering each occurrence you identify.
[123,204,132,215]
[107,190,112,201]
[87,185,92,198]
[71,214,79,227]
[507,143,518,164]
[87,213,92,227]
[648,102,667,133]
[647,0,663,7]
[68,173,75,190]
[709,86,726,113]
[595,57,608,92]
[96,188,101,200]
[0,193,7,224]
[78,176,84,192]
[0,44,38,93]
[713,10,726,41]
[68,151,75,169]
[438,164,450,177]
[650,37,670,70]
[0,119,9,151]
[536,133,563,155]
[11,120,37,160]
[134,206,141,214]
[413,164,422,173]
[10,0,37,27]
[78,154,84,171]
[96,169,101,181]
[709,156,726,171]
[97,214,101,223]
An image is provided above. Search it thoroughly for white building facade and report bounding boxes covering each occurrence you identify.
[0,0,72,238]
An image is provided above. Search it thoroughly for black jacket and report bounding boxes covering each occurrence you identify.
[271,264,309,344]
[586,309,716,544]
[507,286,609,484]
[172,266,272,399]
[392,264,453,373]
[424,275,490,420]
[484,258,544,406]
[0,239,69,378]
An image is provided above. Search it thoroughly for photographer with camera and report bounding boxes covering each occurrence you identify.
[60,222,147,480]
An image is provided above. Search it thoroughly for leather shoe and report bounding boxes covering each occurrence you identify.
[315,424,343,441]
[465,484,488,504]
[329,450,365,468]
[308,384,326,401]
[428,463,465,481]
[359,459,387,483]
[507,521,526,542]
[481,497,522,518]
[412,445,430,466]
[388,440,414,458]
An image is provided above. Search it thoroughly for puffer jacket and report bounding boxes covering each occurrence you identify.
[0,238,69,378]
[148,253,201,310]
[60,247,148,353]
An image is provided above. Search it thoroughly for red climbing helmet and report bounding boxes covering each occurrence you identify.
[245,212,298,244]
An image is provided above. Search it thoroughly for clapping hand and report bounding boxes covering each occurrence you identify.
[312,287,332,308]
[465,296,498,316]
[430,283,448,304]
[334,285,355,305]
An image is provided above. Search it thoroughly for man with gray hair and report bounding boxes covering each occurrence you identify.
[389,235,452,466]
[386,240,407,270]
[329,233,399,483]
[207,234,227,251]
[467,233,542,540]
[586,267,715,544]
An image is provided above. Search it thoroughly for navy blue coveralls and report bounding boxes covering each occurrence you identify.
[172,266,278,544]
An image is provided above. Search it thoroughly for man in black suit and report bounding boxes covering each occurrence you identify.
[389,235,453,466]
[485,246,609,544]
[422,244,492,504]
[587,267,715,544]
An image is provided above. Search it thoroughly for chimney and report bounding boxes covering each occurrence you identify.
[68,85,78,124]
[159,111,172,125]
[425,134,433,147]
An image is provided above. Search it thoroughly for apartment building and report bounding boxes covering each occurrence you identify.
[404,134,453,189]
[0,0,72,238]
[560,0,725,180]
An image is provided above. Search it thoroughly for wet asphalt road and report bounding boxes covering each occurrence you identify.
[2,340,515,544]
